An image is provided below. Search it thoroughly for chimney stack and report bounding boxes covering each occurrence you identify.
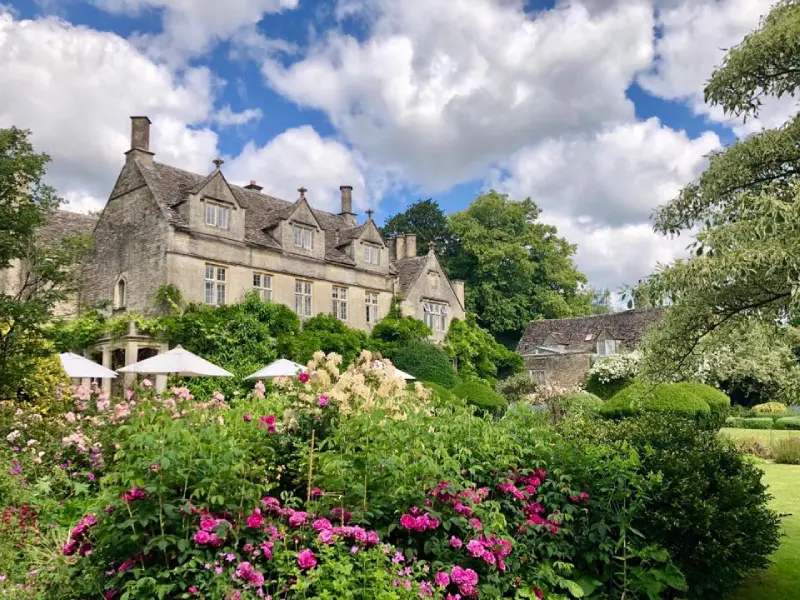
[244,180,263,192]
[126,116,154,165]
[405,234,417,258]
[339,185,356,226]
[387,237,397,261]
[451,280,465,308]
[396,235,406,260]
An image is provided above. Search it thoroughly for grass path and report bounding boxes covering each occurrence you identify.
[731,462,800,600]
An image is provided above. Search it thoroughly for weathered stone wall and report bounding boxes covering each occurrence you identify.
[79,160,169,315]
[523,353,591,389]
[167,230,395,332]
[400,253,466,342]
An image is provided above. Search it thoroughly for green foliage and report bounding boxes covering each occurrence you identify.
[752,401,789,413]
[634,1,800,380]
[494,371,538,403]
[444,316,522,384]
[420,381,464,407]
[673,382,731,427]
[586,353,641,400]
[558,391,604,418]
[773,437,800,464]
[447,190,592,346]
[451,381,508,414]
[368,314,431,354]
[381,198,453,257]
[725,416,776,429]
[0,127,91,399]
[776,416,800,430]
[566,414,782,599]
[153,283,185,315]
[291,314,368,366]
[600,383,711,418]
[385,341,459,388]
[161,292,300,396]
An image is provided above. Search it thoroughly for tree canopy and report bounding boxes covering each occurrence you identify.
[638,0,800,376]
[447,190,592,346]
[0,127,90,399]
[381,199,452,257]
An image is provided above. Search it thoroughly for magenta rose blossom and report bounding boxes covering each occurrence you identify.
[318,394,329,407]
[298,372,310,384]
[297,549,317,570]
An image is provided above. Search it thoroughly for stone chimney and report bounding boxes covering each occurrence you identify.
[244,180,263,192]
[339,185,357,226]
[451,280,465,308]
[395,235,406,260]
[387,237,397,261]
[125,116,154,165]
[405,234,417,258]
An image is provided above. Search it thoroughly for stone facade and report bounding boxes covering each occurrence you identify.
[516,309,663,389]
[30,116,466,388]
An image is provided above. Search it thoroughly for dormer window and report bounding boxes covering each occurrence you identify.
[597,339,617,356]
[293,225,314,250]
[364,244,380,265]
[205,201,230,230]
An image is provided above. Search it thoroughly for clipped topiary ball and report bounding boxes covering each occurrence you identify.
[752,401,789,414]
[451,381,508,414]
[600,382,711,419]
[559,391,604,417]
[421,381,465,407]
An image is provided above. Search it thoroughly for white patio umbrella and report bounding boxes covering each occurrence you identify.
[245,358,306,380]
[393,368,416,381]
[116,346,233,377]
[59,352,118,379]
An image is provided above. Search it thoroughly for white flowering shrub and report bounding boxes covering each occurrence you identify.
[586,352,641,399]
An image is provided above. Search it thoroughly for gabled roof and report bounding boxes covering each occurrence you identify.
[516,308,664,355]
[394,255,427,295]
[38,210,99,243]
[135,161,360,260]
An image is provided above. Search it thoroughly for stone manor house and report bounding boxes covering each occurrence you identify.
[3,116,465,388]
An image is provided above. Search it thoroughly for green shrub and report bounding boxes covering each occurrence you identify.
[774,438,800,464]
[451,381,508,413]
[421,381,464,407]
[559,391,604,418]
[740,417,776,430]
[585,352,640,399]
[494,371,537,403]
[444,317,522,383]
[386,341,459,388]
[600,382,711,418]
[674,382,731,428]
[290,314,368,366]
[564,414,781,599]
[752,401,788,414]
[368,315,431,352]
[775,416,800,430]
[725,416,746,428]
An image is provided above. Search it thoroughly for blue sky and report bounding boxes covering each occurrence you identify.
[0,0,791,294]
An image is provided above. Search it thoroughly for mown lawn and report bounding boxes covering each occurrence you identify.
[731,462,800,600]
[720,427,800,443]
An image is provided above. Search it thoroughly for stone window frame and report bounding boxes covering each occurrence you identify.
[113,276,127,309]
[365,291,380,325]
[204,200,231,230]
[331,285,349,321]
[363,243,381,265]
[204,263,227,306]
[253,271,273,302]
[295,279,313,318]
[423,300,448,332]
[293,224,314,250]
[529,370,546,385]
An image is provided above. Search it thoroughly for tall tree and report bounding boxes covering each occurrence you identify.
[637,0,800,378]
[0,127,89,397]
[447,190,591,346]
[381,199,453,257]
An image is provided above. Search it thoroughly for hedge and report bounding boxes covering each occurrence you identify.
[451,381,508,414]
[674,382,731,413]
[724,417,776,430]
[422,381,464,407]
[775,417,800,430]
[387,341,460,388]
[600,383,711,419]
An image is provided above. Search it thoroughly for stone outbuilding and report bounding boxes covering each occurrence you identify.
[516,309,663,388]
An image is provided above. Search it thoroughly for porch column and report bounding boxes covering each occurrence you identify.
[123,339,138,388]
[101,347,112,395]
